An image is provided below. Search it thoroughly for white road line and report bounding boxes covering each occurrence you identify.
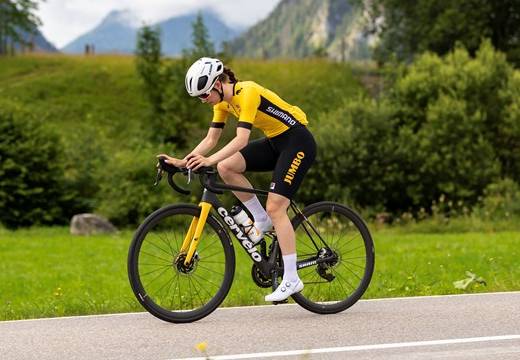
[172,335,520,360]
[2,291,519,323]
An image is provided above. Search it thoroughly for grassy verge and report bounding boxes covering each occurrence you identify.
[1,226,518,321]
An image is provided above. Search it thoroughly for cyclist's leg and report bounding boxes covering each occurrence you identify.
[265,192,303,301]
[217,138,277,203]
[264,127,316,301]
[216,152,251,203]
[266,193,294,253]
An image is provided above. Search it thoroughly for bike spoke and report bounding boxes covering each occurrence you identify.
[191,277,206,308]
[140,250,171,264]
[155,275,175,301]
[342,259,366,269]
[140,264,171,277]
[139,263,171,267]
[187,277,195,310]
[141,265,171,286]
[163,231,177,255]
[190,273,216,299]
[154,232,175,256]
[196,264,225,277]
[202,250,224,260]
[197,236,220,254]
[332,267,358,290]
[191,272,222,290]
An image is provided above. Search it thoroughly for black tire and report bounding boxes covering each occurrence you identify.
[128,204,235,323]
[290,201,375,314]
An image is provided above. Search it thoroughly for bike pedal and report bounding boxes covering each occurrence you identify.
[272,299,288,305]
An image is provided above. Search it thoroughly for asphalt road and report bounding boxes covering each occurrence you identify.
[1,292,519,360]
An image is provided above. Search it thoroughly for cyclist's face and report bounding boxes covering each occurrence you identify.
[199,81,222,105]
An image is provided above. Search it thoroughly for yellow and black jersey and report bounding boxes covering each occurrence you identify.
[211,81,308,138]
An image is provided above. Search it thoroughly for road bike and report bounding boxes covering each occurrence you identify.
[127,158,375,323]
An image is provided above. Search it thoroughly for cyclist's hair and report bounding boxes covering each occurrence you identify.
[219,67,238,84]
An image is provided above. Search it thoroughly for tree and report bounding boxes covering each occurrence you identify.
[368,0,520,65]
[135,25,163,116]
[0,100,67,228]
[0,0,42,55]
[185,12,215,60]
[135,18,210,147]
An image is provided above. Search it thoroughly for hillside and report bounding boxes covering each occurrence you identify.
[0,55,149,137]
[10,28,58,53]
[231,0,371,60]
[0,55,365,146]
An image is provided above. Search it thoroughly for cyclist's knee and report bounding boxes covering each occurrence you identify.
[266,195,289,219]
[217,155,245,177]
[216,161,228,176]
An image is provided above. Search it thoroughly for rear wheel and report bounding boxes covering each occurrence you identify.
[291,202,375,314]
[128,204,235,323]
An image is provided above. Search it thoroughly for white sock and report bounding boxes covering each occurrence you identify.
[282,253,299,282]
[243,196,269,223]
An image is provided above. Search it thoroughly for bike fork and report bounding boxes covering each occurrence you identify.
[180,202,212,266]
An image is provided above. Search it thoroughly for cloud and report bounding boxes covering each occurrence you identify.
[38,0,280,48]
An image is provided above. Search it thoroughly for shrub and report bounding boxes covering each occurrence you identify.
[303,97,400,210]
[306,41,518,214]
[396,95,500,208]
[0,100,67,228]
[476,178,520,220]
[95,144,186,226]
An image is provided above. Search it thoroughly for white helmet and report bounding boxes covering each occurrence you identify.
[185,57,224,97]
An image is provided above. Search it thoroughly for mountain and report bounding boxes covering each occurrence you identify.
[231,0,372,60]
[9,28,58,53]
[32,30,58,52]
[157,12,239,56]
[62,9,139,54]
[62,9,239,56]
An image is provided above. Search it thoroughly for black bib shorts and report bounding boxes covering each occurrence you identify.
[239,125,316,200]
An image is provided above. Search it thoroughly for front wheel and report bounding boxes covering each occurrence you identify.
[291,201,375,314]
[128,204,235,323]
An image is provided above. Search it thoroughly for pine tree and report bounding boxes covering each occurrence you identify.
[186,12,215,59]
[0,0,42,55]
[135,25,163,115]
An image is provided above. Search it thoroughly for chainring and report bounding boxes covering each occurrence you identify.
[251,265,272,288]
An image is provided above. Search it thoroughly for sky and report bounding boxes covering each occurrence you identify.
[37,0,281,49]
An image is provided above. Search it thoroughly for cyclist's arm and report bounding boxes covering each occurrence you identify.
[184,127,222,159]
[207,127,250,164]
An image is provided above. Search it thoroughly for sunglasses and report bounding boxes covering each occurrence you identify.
[198,92,211,100]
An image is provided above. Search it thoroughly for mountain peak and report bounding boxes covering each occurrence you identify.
[62,8,239,55]
[100,9,141,28]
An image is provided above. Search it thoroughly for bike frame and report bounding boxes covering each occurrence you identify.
[180,173,335,281]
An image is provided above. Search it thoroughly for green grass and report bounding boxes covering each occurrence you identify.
[1,226,518,321]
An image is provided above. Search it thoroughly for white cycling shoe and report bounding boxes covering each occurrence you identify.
[265,279,304,302]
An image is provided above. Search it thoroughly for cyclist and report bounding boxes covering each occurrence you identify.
[159,57,316,302]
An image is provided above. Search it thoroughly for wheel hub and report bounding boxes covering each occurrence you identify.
[174,252,199,275]
[316,248,338,281]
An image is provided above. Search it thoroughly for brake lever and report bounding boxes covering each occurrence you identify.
[154,163,163,186]
[187,168,193,184]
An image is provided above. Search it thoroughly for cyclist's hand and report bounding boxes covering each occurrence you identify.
[186,154,214,171]
[157,154,187,168]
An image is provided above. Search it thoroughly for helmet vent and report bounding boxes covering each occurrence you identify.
[197,75,209,91]
[217,64,222,72]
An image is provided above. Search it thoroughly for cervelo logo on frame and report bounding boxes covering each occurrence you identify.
[217,207,262,262]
